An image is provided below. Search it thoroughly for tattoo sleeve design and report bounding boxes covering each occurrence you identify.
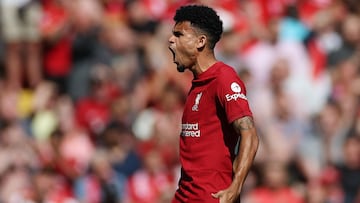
[233,116,255,133]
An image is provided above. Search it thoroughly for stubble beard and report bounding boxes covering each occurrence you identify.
[177,64,186,72]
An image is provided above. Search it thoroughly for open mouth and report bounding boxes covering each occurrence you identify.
[168,47,177,64]
[168,46,184,72]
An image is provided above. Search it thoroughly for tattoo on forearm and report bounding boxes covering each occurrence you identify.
[234,116,255,133]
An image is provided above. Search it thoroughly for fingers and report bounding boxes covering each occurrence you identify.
[211,191,223,198]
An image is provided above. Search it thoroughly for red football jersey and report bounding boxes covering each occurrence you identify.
[172,62,253,203]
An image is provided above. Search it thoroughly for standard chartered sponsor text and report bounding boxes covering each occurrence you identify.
[181,123,201,137]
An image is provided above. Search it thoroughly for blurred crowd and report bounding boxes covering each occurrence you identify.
[0,0,359,202]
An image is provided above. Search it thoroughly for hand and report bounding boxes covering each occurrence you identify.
[211,187,240,203]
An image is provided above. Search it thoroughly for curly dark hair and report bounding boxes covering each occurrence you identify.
[174,4,223,49]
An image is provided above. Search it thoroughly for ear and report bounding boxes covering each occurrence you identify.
[196,35,207,49]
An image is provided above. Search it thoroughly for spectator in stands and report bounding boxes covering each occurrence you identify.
[0,0,43,89]
[337,133,360,203]
[40,0,73,95]
[243,160,304,203]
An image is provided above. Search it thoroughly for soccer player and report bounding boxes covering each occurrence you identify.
[168,4,259,203]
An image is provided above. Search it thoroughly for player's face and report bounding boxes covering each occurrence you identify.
[168,21,199,72]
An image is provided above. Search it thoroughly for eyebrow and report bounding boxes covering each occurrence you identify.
[172,30,183,36]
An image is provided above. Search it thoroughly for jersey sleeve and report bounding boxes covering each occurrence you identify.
[216,70,253,124]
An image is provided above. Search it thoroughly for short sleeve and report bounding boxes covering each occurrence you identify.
[216,70,252,123]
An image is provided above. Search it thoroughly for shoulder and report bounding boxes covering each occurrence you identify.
[213,63,240,83]
[214,62,245,88]
[215,62,238,78]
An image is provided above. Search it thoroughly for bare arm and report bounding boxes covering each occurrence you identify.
[232,116,259,193]
[212,116,259,202]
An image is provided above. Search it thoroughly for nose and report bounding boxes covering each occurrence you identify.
[168,35,175,44]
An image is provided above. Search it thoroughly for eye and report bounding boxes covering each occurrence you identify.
[173,31,182,37]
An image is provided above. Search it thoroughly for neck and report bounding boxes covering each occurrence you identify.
[192,52,217,77]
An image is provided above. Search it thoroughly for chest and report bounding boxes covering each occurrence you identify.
[182,85,217,123]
